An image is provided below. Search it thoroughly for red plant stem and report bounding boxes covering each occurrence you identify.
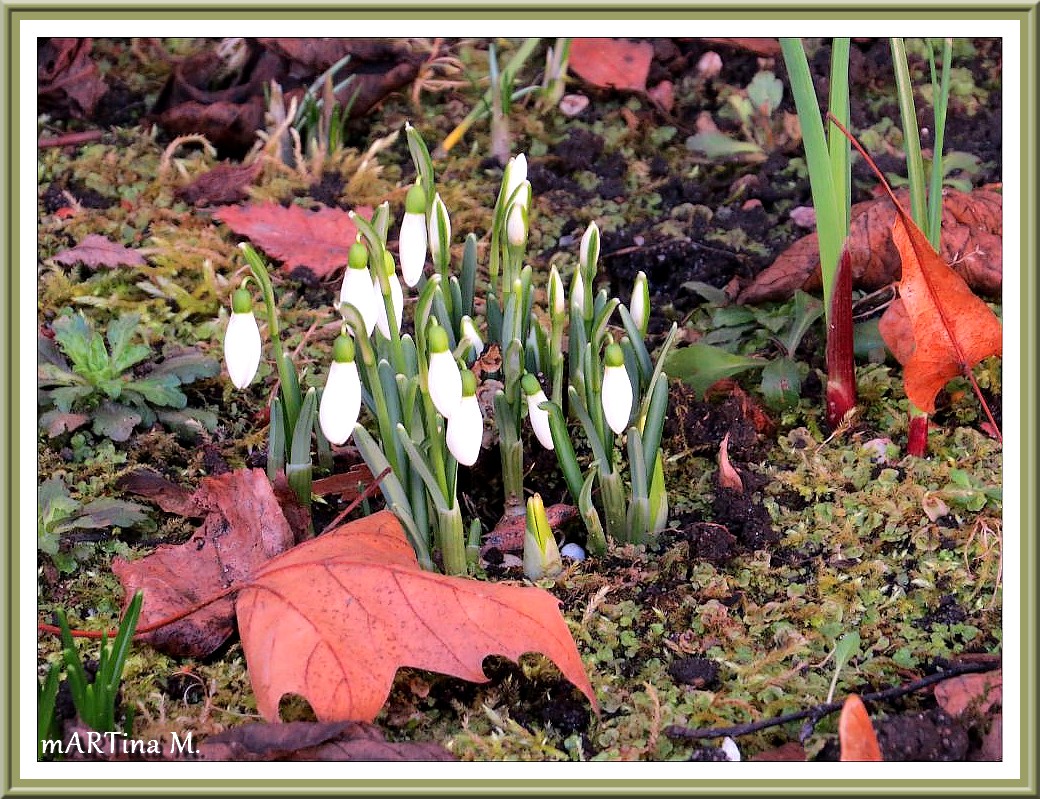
[825,248,857,429]
[826,112,1002,446]
[907,413,929,457]
[39,467,391,640]
[38,130,104,149]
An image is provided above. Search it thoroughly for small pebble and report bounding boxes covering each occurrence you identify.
[697,51,723,79]
[560,543,586,562]
[721,736,742,762]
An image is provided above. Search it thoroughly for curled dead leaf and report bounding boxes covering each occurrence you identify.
[717,432,744,493]
[839,694,883,762]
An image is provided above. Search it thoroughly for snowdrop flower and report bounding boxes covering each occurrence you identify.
[399,183,427,287]
[523,492,563,581]
[428,193,451,269]
[570,269,585,316]
[602,343,633,435]
[548,265,566,318]
[373,250,403,339]
[561,542,586,562]
[630,271,650,337]
[224,287,261,389]
[460,315,484,359]
[339,241,377,336]
[318,334,362,446]
[507,181,531,247]
[579,221,600,275]
[446,369,482,466]
[426,324,462,419]
[720,737,741,762]
[522,373,554,451]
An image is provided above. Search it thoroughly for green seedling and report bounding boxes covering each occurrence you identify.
[53,590,144,736]
[38,312,219,442]
[827,631,861,704]
[685,70,788,163]
[38,476,152,574]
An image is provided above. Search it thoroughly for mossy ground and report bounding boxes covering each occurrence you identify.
[37,37,1003,761]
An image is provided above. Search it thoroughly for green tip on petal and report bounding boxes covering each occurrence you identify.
[521,372,541,396]
[428,324,449,353]
[332,334,356,363]
[231,287,252,314]
[604,343,624,367]
[382,250,395,277]
[405,184,426,214]
[461,368,477,396]
[348,241,369,270]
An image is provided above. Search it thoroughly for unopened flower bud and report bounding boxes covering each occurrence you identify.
[522,373,554,451]
[318,335,362,446]
[602,343,633,435]
[224,287,261,389]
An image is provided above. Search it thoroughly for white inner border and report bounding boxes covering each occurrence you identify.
[20,19,1022,783]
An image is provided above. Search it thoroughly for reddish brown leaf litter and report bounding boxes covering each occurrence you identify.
[176,160,262,207]
[839,695,884,761]
[738,188,1002,305]
[38,38,107,119]
[51,234,147,269]
[934,671,1002,718]
[112,469,295,658]
[238,510,597,722]
[199,720,455,762]
[569,38,654,93]
[214,201,372,279]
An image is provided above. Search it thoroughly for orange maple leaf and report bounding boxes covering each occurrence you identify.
[237,510,598,722]
[839,694,883,762]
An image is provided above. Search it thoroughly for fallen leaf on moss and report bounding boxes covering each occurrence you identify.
[934,671,1002,718]
[52,234,147,269]
[878,200,1002,414]
[238,510,597,722]
[738,188,1002,304]
[700,37,782,58]
[569,38,654,93]
[176,160,262,206]
[38,38,107,118]
[839,694,884,762]
[199,720,455,762]
[112,469,295,658]
[214,201,372,279]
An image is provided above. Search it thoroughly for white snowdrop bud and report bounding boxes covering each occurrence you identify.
[399,183,428,287]
[579,221,600,276]
[630,271,650,336]
[507,181,531,247]
[460,315,484,359]
[340,241,378,336]
[318,335,362,446]
[224,287,262,389]
[428,193,451,269]
[602,343,634,435]
[522,373,554,451]
[426,324,462,419]
[548,265,566,317]
[446,369,482,466]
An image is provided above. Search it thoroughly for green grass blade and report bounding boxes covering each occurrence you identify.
[890,38,928,228]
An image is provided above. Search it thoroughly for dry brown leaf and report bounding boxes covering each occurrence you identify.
[750,741,807,761]
[700,38,782,58]
[717,432,744,492]
[38,38,107,118]
[112,469,295,657]
[199,720,455,762]
[312,464,375,501]
[214,202,372,279]
[839,694,884,761]
[117,468,202,517]
[738,188,1002,305]
[237,510,597,722]
[934,671,1002,718]
[879,204,1002,414]
[176,160,262,206]
[569,38,654,93]
[52,235,147,269]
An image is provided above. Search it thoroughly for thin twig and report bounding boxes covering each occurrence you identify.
[320,467,392,535]
[38,130,104,149]
[664,659,1000,742]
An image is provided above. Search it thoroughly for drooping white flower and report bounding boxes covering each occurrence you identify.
[428,193,451,269]
[602,343,634,435]
[399,183,427,287]
[579,221,600,276]
[339,241,378,336]
[373,251,404,339]
[522,373,554,451]
[460,315,484,359]
[318,335,362,446]
[446,369,482,466]
[426,324,462,419]
[630,271,650,337]
[224,287,262,389]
